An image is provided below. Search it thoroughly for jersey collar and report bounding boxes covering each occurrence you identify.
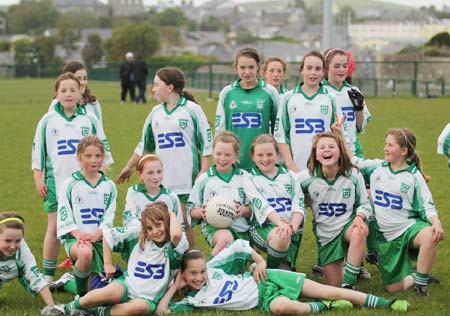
[72,170,106,188]
[162,96,187,115]
[293,82,326,100]
[279,84,288,94]
[250,163,288,181]
[134,183,169,201]
[322,79,351,92]
[232,78,267,90]
[55,101,86,121]
[208,165,242,183]
[383,161,418,174]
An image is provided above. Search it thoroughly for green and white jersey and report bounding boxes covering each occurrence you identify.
[437,123,450,168]
[174,239,259,310]
[32,102,113,201]
[0,239,48,297]
[57,171,116,241]
[352,158,438,241]
[322,80,371,155]
[103,226,188,302]
[274,83,340,170]
[297,168,372,246]
[215,79,279,170]
[49,98,103,122]
[188,165,250,232]
[278,84,289,95]
[122,183,185,231]
[243,165,306,226]
[135,96,213,195]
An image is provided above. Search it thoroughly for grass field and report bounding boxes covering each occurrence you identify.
[0,78,449,315]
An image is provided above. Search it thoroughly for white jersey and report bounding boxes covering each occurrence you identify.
[175,239,259,310]
[322,81,371,155]
[243,165,306,226]
[49,98,103,122]
[135,96,213,194]
[274,83,341,170]
[437,123,450,167]
[188,166,250,232]
[32,103,113,201]
[57,171,116,241]
[297,168,372,246]
[122,183,185,231]
[352,157,438,241]
[0,239,48,296]
[103,226,188,302]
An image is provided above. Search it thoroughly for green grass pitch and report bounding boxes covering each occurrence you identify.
[0,78,448,315]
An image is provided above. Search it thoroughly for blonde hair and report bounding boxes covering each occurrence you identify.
[307,132,353,177]
[0,212,25,235]
[262,56,287,74]
[77,135,105,157]
[214,130,240,155]
[386,128,429,182]
[139,202,171,247]
[55,72,80,92]
[250,134,279,156]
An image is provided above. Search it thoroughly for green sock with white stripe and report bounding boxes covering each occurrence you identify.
[73,266,90,296]
[43,259,57,277]
[267,246,286,269]
[414,272,429,286]
[342,261,361,287]
[92,306,111,316]
[307,301,327,313]
[65,298,81,313]
[364,294,390,309]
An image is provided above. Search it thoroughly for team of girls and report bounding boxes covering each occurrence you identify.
[32,72,113,282]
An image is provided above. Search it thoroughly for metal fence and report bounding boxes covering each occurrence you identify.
[1,60,449,98]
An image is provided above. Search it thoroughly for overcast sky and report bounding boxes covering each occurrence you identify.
[0,0,447,9]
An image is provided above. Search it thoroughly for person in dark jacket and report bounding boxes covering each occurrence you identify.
[120,52,136,104]
[133,55,149,104]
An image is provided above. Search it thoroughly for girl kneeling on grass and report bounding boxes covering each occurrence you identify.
[0,212,64,316]
[58,201,188,316]
[156,239,409,315]
[352,128,444,296]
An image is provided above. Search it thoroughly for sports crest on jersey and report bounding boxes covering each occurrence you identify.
[81,126,89,136]
[179,119,188,129]
[400,183,410,193]
[212,271,222,280]
[60,206,68,221]
[320,105,328,115]
[342,188,351,198]
[230,101,237,109]
[256,99,264,109]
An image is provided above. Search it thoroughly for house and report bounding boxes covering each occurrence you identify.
[52,0,109,17]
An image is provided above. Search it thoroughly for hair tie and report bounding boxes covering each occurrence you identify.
[137,154,160,171]
[324,48,345,60]
[0,217,24,225]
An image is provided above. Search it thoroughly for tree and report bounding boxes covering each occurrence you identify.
[158,8,187,27]
[6,0,59,35]
[33,34,58,64]
[200,16,227,32]
[57,17,81,54]
[425,32,450,48]
[104,23,160,62]
[82,33,103,65]
[13,38,34,64]
[60,9,98,29]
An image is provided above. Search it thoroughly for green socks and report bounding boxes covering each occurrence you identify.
[43,259,57,277]
[267,246,287,269]
[364,294,390,309]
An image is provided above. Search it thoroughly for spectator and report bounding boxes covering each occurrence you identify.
[119,52,136,104]
[346,50,356,84]
[133,54,149,104]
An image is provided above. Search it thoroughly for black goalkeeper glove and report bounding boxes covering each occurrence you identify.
[347,88,365,111]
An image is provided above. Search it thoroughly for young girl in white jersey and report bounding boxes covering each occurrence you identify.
[351,128,444,296]
[215,47,279,170]
[156,239,409,315]
[189,131,251,256]
[262,56,289,94]
[437,123,450,168]
[48,62,103,122]
[116,66,212,249]
[32,73,113,282]
[56,136,116,296]
[0,212,64,316]
[58,202,188,316]
[122,154,184,232]
[275,50,341,172]
[297,129,372,289]
[243,134,305,270]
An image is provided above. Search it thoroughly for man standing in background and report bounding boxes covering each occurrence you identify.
[133,54,149,104]
[120,52,136,104]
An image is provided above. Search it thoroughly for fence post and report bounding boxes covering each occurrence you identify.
[441,79,445,97]
[412,61,418,96]
[374,78,378,96]
[208,62,213,100]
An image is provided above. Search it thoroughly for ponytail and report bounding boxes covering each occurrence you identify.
[181,90,197,104]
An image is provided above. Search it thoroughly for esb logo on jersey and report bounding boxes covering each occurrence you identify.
[373,190,403,209]
[80,208,104,225]
[57,139,80,155]
[294,118,325,134]
[133,262,165,279]
[231,112,262,128]
[157,132,185,149]
[318,203,347,217]
[267,197,292,213]
[213,280,239,305]
[341,106,355,122]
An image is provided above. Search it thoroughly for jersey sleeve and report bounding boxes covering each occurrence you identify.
[92,100,103,123]
[274,93,292,144]
[18,240,48,296]
[214,88,228,135]
[31,116,47,171]
[57,178,78,240]
[353,171,373,219]
[135,111,155,155]
[412,173,438,220]
[99,180,117,231]
[242,176,275,226]
[437,123,450,156]
[207,239,253,275]
[291,173,306,217]
[266,84,280,132]
[88,114,114,166]
[193,104,213,156]
[351,157,383,184]
[48,98,58,113]
[122,187,141,230]
[168,192,188,229]
[103,226,140,253]
[187,174,207,227]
